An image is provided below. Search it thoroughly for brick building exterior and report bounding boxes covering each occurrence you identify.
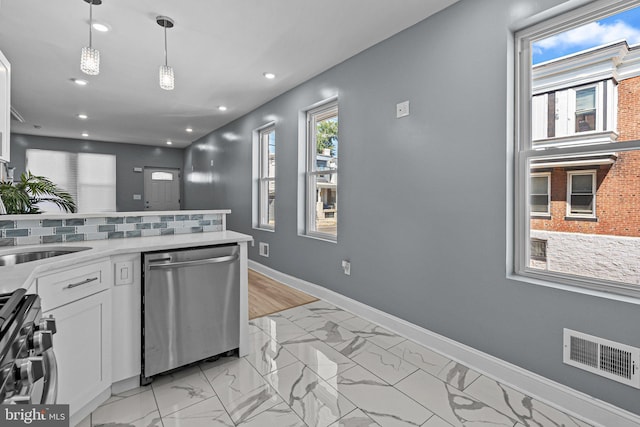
[530,43,640,238]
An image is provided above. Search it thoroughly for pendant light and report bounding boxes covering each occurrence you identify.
[80,0,101,76]
[157,16,175,91]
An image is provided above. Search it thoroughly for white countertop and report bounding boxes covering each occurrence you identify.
[0,209,231,221]
[0,230,253,293]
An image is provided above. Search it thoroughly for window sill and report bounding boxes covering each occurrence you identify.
[252,226,275,233]
[564,216,597,222]
[530,214,551,219]
[508,271,640,305]
[299,233,337,244]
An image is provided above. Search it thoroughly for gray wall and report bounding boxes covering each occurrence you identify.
[10,134,184,212]
[183,0,640,414]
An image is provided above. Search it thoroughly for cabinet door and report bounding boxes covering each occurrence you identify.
[0,49,10,163]
[45,290,112,416]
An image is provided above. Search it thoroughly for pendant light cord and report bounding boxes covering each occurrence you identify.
[163,25,168,66]
[88,2,93,48]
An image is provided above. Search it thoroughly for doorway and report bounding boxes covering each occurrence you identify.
[143,167,180,211]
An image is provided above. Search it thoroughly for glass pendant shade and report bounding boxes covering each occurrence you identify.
[80,46,100,75]
[157,16,175,91]
[159,65,175,90]
[80,0,101,76]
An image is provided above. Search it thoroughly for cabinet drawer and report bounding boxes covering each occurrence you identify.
[37,260,111,311]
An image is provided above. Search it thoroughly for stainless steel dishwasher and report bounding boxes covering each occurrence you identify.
[141,244,240,382]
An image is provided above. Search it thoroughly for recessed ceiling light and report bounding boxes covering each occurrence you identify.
[218,105,227,111]
[82,132,89,137]
[263,72,276,79]
[92,22,110,32]
[77,114,88,120]
[166,140,173,145]
[71,78,88,86]
[185,127,193,133]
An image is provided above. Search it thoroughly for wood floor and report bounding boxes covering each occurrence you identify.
[248,269,318,319]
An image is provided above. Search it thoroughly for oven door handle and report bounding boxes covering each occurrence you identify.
[148,254,238,270]
[42,348,58,404]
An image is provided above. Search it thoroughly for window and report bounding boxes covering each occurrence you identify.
[151,171,174,181]
[567,171,596,218]
[305,100,338,240]
[258,125,276,229]
[575,87,596,133]
[531,81,614,144]
[26,149,116,212]
[530,238,547,262]
[530,173,550,216]
[515,0,640,297]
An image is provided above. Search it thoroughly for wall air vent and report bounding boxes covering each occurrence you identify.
[563,329,640,388]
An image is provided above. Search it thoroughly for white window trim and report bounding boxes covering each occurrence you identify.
[530,172,551,217]
[514,0,640,299]
[252,122,276,232]
[298,97,339,242]
[259,125,275,230]
[566,170,596,218]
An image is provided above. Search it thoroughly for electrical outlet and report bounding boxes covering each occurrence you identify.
[396,100,410,118]
[342,260,351,275]
[259,242,269,257]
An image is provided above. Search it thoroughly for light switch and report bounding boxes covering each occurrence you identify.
[114,261,134,285]
[133,194,142,200]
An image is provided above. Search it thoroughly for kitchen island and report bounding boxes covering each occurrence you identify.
[0,210,252,425]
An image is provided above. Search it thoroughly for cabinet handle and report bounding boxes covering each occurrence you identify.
[63,276,99,290]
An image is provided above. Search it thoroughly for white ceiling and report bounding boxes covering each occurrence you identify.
[0,0,458,148]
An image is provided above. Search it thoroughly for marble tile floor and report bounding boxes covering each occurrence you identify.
[83,299,593,427]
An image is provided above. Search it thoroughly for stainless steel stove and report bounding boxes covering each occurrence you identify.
[0,289,57,404]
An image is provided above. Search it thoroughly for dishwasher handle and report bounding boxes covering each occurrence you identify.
[148,254,238,270]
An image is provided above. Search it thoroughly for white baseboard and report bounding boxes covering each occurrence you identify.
[111,376,141,395]
[249,260,640,427]
[70,387,110,427]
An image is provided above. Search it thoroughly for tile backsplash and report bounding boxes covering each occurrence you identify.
[0,213,225,247]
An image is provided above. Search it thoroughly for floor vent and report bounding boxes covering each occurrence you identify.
[563,329,640,388]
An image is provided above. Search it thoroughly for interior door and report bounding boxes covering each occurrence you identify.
[143,167,180,210]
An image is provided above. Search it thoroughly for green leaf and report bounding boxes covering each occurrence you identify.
[0,172,77,214]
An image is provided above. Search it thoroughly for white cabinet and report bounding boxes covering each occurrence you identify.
[46,292,111,413]
[0,49,10,163]
[37,260,112,418]
[111,254,141,383]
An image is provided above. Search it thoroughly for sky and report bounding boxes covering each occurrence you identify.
[532,6,640,64]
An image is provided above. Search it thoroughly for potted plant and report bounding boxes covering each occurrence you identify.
[0,171,76,214]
